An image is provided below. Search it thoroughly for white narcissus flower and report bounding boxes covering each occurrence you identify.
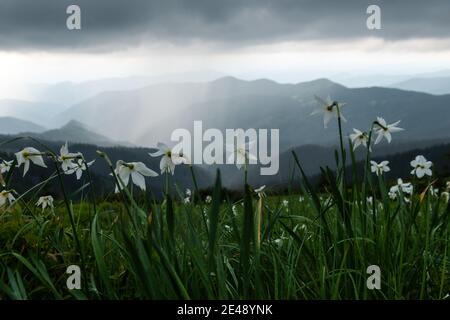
[398,179,414,195]
[205,195,212,204]
[15,147,47,176]
[0,190,16,207]
[370,160,390,176]
[114,160,158,192]
[185,188,192,197]
[388,190,398,200]
[311,95,346,128]
[149,143,190,175]
[226,134,257,170]
[389,190,411,203]
[282,199,289,207]
[410,155,433,179]
[349,129,369,151]
[374,117,404,144]
[389,179,413,199]
[66,158,95,180]
[36,195,54,210]
[58,142,81,173]
[429,188,439,197]
[0,160,14,174]
[254,185,266,198]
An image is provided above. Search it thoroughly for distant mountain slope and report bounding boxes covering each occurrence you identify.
[273,139,450,184]
[56,77,450,150]
[139,79,450,149]
[55,77,345,144]
[204,138,450,189]
[24,120,131,147]
[390,77,450,95]
[0,117,46,134]
[333,70,450,89]
[0,99,63,127]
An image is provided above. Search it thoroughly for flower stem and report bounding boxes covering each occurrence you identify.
[83,158,97,222]
[53,157,87,288]
[189,165,208,233]
[336,105,348,210]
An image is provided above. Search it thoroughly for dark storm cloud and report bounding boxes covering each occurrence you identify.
[0,0,449,52]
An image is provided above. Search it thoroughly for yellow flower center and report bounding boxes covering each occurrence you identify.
[124,163,135,170]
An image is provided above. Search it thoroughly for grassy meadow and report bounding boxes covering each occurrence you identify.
[0,101,449,300]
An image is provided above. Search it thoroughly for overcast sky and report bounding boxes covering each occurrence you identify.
[1,0,450,97]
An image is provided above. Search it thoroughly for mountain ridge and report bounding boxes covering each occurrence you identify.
[52,76,450,152]
[4,119,132,147]
[0,116,46,134]
[390,76,450,95]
